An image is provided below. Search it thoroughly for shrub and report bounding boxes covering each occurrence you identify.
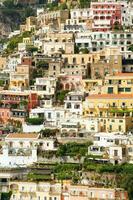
[26,118,44,125]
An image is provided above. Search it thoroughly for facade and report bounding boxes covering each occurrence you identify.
[88,132,133,164]
[62,184,128,200]
[75,31,133,59]
[64,92,84,116]
[83,94,133,132]
[0,56,7,70]
[102,73,133,94]
[33,77,57,96]
[20,16,37,33]
[38,10,69,31]
[91,2,121,31]
[10,181,62,200]
[0,90,38,122]
[62,47,122,79]
[30,106,65,127]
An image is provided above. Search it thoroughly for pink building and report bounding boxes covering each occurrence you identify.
[62,184,128,200]
[91,2,122,32]
[59,75,83,91]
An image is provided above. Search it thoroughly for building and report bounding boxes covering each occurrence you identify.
[91,2,121,31]
[83,94,133,132]
[43,41,74,55]
[29,106,65,127]
[70,8,92,19]
[62,47,122,79]
[0,132,58,167]
[0,133,38,167]
[9,56,32,91]
[10,181,62,200]
[38,10,69,31]
[64,92,84,116]
[62,184,128,200]
[102,73,133,94]
[0,90,38,122]
[61,19,89,33]
[32,77,57,97]
[20,17,37,33]
[75,31,133,59]
[0,56,7,70]
[88,132,129,164]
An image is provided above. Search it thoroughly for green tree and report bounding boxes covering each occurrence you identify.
[74,44,79,54]
[59,3,68,10]
[120,174,133,200]
[56,90,69,103]
[79,0,91,8]
[26,45,38,54]
[36,60,49,69]
[80,48,89,54]
[3,0,15,8]
[128,44,133,52]
[26,118,44,125]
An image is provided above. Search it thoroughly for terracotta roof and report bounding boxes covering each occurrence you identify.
[87,94,133,99]
[114,72,133,76]
[6,133,39,139]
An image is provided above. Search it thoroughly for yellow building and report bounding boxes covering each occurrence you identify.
[83,94,133,132]
[0,56,7,70]
[9,64,31,90]
[102,73,133,94]
[82,79,103,93]
[23,37,33,46]
[10,181,62,200]
[62,47,122,79]
[20,16,37,33]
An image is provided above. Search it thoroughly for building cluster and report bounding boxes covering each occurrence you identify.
[0,0,132,198]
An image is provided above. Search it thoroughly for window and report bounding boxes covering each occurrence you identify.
[112,102,116,107]
[109,80,112,84]
[118,88,124,92]
[122,102,125,106]
[53,66,56,70]
[125,88,131,92]
[73,57,76,64]
[108,87,113,94]
[119,125,121,131]
[82,58,84,63]
[48,113,51,119]
[114,150,118,156]
[56,112,60,118]
[66,103,71,109]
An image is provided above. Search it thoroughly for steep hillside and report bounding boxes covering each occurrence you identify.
[0,6,36,39]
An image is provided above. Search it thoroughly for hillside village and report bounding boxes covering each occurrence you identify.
[0,0,133,199]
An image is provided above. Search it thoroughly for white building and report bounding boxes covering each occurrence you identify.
[33,77,57,97]
[88,132,129,164]
[0,133,58,167]
[61,19,89,33]
[75,31,133,59]
[6,55,21,72]
[0,133,39,167]
[29,106,65,127]
[70,8,92,19]
[8,30,20,39]
[64,92,84,116]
